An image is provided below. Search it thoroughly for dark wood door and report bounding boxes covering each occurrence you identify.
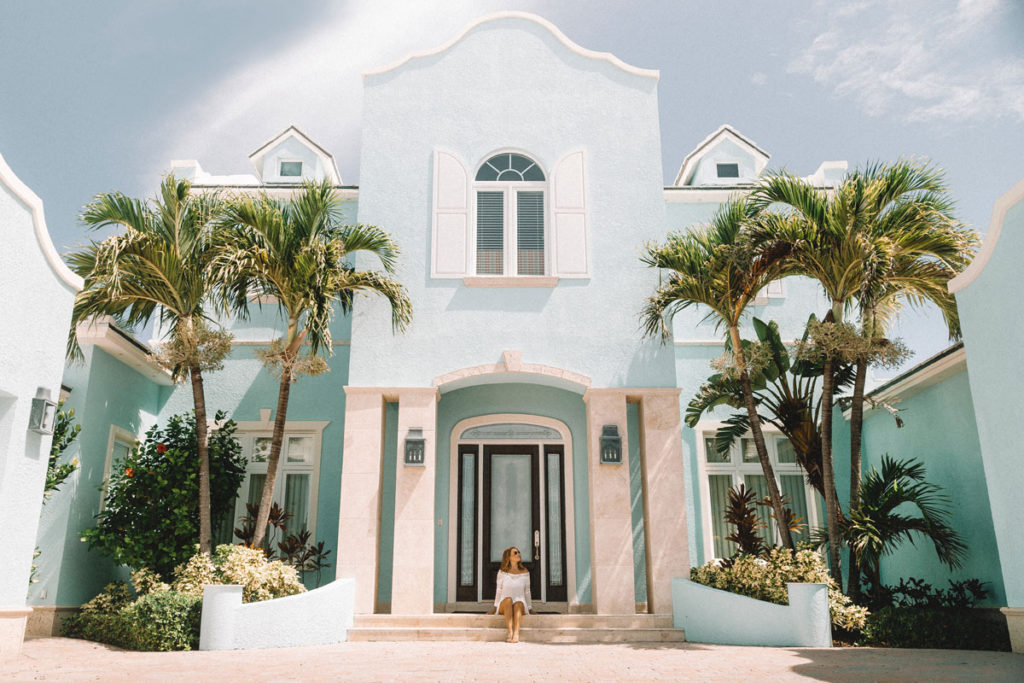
[481,445,541,603]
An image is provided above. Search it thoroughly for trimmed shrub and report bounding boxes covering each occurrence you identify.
[172,544,306,602]
[125,591,202,651]
[81,412,246,579]
[690,547,868,631]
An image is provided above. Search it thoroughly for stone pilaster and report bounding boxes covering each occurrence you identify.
[583,389,635,614]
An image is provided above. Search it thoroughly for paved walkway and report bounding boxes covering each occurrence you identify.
[2,637,1022,682]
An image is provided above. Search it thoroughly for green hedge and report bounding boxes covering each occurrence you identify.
[862,606,1010,651]
[63,591,201,651]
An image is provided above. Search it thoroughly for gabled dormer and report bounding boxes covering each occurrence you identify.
[249,126,341,184]
[673,124,770,187]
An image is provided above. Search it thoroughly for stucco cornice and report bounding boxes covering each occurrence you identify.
[363,11,659,81]
[0,151,82,292]
[949,176,1024,293]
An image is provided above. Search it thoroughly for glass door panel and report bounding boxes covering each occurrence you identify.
[482,445,540,603]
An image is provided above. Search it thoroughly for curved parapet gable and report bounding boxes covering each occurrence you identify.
[949,176,1024,293]
[0,151,82,292]
[364,11,659,81]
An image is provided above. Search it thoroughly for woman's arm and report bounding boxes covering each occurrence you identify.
[493,571,505,609]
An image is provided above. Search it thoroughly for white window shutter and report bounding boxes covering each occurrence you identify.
[432,150,469,278]
[552,150,589,277]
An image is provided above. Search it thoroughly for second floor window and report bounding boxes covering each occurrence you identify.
[474,153,546,276]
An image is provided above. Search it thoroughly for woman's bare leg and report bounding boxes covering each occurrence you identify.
[511,601,525,642]
[499,598,514,641]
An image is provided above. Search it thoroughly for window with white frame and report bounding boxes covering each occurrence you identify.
[474,152,546,276]
[698,429,819,561]
[101,425,138,511]
[228,429,322,545]
[279,160,303,177]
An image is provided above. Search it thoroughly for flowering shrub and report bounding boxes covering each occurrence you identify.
[81,412,246,579]
[690,548,868,631]
[172,544,306,602]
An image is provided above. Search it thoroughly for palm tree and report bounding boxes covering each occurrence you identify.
[213,179,412,548]
[67,176,230,554]
[642,198,795,548]
[749,160,978,585]
[835,455,967,604]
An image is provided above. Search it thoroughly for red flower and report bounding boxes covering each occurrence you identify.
[156,444,167,454]
[125,467,134,478]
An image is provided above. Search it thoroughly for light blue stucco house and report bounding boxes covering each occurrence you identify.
[4,11,1022,652]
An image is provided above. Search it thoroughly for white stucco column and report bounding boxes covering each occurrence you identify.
[583,389,635,614]
[390,388,439,614]
[337,387,386,614]
[637,389,689,614]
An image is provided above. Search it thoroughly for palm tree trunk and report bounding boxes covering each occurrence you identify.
[819,308,843,584]
[189,363,213,555]
[847,354,869,599]
[730,325,794,549]
[251,366,293,549]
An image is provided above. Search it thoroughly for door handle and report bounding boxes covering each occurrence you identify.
[534,529,540,560]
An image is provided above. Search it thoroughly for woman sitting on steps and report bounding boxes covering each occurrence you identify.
[486,546,534,642]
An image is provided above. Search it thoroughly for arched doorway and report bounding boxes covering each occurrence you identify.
[447,414,577,611]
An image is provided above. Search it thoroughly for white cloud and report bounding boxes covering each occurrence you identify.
[790,0,1024,124]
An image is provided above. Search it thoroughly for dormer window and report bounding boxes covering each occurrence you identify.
[279,160,303,177]
[716,163,739,179]
[474,153,546,276]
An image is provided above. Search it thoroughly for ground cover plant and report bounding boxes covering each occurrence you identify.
[81,412,245,579]
[860,577,1010,650]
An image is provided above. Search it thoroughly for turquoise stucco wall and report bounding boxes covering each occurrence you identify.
[955,183,1024,607]
[32,347,163,607]
[832,368,1005,605]
[432,383,589,605]
[350,16,673,391]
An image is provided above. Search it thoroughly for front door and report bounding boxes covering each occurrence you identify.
[456,441,568,606]
[482,444,541,601]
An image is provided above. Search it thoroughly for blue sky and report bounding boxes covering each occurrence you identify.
[1,0,1021,367]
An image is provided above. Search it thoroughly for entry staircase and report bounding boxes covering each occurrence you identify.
[347,613,685,643]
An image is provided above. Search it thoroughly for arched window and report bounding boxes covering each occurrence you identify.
[474,153,546,276]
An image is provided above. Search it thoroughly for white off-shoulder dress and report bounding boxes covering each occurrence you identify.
[493,570,532,611]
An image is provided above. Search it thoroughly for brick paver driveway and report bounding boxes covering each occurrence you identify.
[2,637,1022,682]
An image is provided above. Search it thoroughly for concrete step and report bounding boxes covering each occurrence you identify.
[347,614,684,643]
[353,614,674,629]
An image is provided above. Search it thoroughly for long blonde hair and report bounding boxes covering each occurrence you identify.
[500,547,525,572]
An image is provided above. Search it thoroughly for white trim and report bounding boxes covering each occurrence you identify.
[693,420,821,565]
[949,176,1024,293]
[0,151,82,291]
[843,345,967,419]
[446,413,577,609]
[101,425,139,511]
[673,125,770,187]
[664,187,752,203]
[248,125,341,184]
[364,11,659,80]
[76,318,173,386]
[230,339,351,346]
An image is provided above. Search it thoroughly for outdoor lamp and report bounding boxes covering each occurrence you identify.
[600,425,622,464]
[404,428,426,466]
[29,387,57,435]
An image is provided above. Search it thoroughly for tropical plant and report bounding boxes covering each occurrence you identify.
[67,175,233,553]
[748,160,978,584]
[213,179,412,547]
[642,198,795,548]
[687,316,859,502]
[818,455,967,605]
[690,547,868,631]
[81,412,246,579]
[45,401,80,498]
[171,544,306,603]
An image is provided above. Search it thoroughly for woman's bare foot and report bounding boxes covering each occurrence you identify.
[511,633,520,643]
[505,632,513,642]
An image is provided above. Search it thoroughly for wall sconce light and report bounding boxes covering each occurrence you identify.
[29,387,57,435]
[404,428,426,466]
[600,425,622,464]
